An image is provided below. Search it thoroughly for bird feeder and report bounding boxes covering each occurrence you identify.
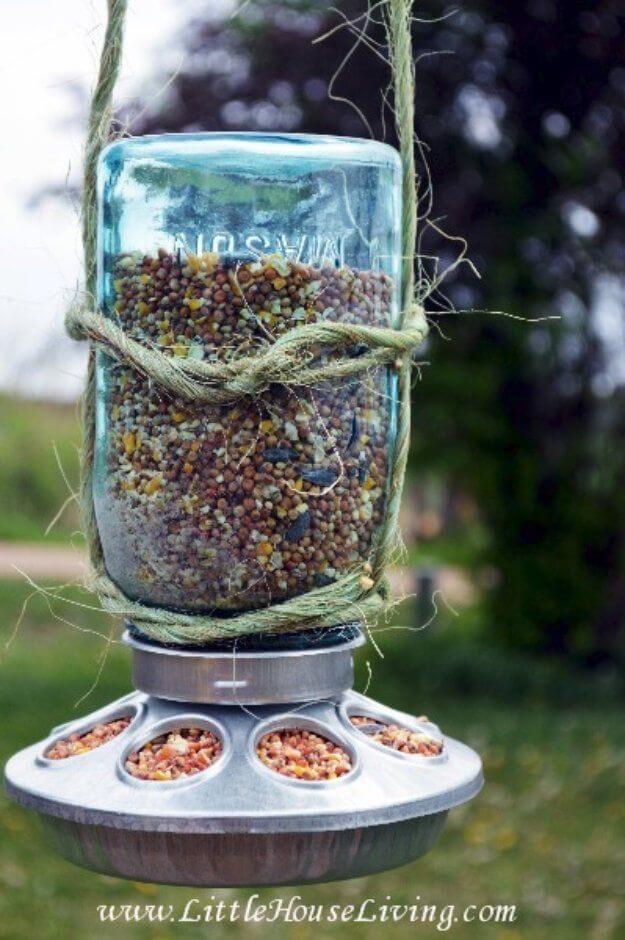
[5,133,482,886]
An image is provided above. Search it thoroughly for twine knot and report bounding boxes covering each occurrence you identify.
[65,300,428,407]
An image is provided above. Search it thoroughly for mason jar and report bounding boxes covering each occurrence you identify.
[94,133,401,613]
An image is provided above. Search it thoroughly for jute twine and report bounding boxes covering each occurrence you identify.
[66,0,428,644]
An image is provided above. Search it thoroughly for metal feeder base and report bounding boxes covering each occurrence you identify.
[4,630,483,887]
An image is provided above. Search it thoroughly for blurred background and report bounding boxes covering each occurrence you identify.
[1,1,624,938]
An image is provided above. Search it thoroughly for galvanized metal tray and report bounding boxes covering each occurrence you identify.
[4,688,482,886]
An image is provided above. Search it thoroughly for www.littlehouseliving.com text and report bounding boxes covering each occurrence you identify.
[96,895,518,931]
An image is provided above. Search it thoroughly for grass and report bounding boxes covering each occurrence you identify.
[0,396,81,543]
[0,580,623,939]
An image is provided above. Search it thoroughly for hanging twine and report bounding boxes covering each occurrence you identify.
[67,0,428,644]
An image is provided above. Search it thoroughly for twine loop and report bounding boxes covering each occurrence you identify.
[66,301,428,406]
[70,0,423,644]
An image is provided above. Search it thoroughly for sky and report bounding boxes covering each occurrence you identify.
[0,0,208,400]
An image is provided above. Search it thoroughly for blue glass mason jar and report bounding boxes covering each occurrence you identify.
[95,133,401,613]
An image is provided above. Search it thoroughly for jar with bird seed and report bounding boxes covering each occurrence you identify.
[94,133,401,614]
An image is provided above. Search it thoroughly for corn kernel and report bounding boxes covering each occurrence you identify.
[144,476,162,496]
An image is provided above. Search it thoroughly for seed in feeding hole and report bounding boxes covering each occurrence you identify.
[348,715,386,735]
[349,715,443,757]
[46,716,132,759]
[257,728,353,781]
[124,727,223,781]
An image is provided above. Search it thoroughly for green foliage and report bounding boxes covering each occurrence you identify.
[412,314,625,665]
[363,612,625,710]
[0,396,80,542]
